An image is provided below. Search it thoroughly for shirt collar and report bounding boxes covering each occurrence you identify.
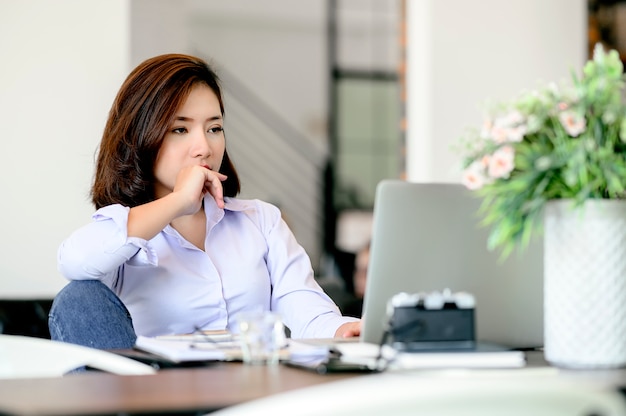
[204,194,253,221]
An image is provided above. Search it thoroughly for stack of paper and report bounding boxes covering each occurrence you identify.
[134,335,235,363]
[134,333,526,369]
[135,333,299,363]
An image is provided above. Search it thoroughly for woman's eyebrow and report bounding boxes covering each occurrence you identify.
[174,115,223,122]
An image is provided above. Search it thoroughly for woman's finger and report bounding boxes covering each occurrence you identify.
[204,171,227,209]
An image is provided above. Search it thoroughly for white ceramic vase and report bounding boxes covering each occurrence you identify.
[544,199,626,369]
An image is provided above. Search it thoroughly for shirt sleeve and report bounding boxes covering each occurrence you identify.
[57,204,158,283]
[258,202,359,338]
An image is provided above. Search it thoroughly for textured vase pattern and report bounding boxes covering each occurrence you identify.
[544,200,626,368]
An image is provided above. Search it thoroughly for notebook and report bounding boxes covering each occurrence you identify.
[360,180,543,349]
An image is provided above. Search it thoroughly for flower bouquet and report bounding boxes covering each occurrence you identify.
[459,44,626,258]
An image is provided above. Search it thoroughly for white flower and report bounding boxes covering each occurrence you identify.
[505,125,527,142]
[602,110,617,124]
[558,110,586,137]
[490,125,508,143]
[487,146,515,179]
[502,110,524,126]
[534,156,552,171]
[490,110,527,143]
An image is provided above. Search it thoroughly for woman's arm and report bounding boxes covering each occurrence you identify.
[57,204,150,281]
[257,201,360,338]
[58,165,226,281]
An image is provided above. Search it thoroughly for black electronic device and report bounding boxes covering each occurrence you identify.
[386,289,477,352]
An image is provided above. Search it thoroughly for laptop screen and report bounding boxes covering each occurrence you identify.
[360,180,543,349]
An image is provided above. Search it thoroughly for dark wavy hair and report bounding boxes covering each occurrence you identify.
[91,54,240,209]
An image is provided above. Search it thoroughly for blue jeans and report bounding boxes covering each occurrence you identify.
[48,280,137,349]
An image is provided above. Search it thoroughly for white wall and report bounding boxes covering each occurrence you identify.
[0,0,588,298]
[406,0,587,183]
[0,0,130,298]
[187,0,329,147]
[130,0,190,66]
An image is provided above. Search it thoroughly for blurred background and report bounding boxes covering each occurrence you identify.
[180,0,403,281]
[2,0,615,336]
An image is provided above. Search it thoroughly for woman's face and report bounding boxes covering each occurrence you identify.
[154,84,226,198]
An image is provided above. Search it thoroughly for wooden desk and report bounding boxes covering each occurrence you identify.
[0,352,624,416]
[0,361,361,416]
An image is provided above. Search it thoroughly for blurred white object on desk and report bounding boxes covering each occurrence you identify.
[0,334,155,378]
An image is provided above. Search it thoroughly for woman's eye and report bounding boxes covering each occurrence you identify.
[171,127,187,134]
[208,126,224,134]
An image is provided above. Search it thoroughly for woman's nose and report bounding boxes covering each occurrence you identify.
[190,128,211,158]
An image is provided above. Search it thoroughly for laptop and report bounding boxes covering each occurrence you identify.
[360,180,543,349]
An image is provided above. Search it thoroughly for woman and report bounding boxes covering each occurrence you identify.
[49,54,361,349]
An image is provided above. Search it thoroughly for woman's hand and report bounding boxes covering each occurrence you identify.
[173,165,227,214]
[335,320,362,338]
[128,166,226,241]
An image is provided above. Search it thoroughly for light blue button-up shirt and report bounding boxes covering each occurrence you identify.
[57,195,357,338]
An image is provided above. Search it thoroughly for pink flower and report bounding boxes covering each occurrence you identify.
[558,110,586,137]
[462,161,488,190]
[488,146,515,179]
